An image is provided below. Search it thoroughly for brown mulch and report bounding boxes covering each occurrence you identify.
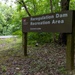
[0,43,75,75]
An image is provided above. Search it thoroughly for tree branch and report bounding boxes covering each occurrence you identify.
[20,0,31,16]
[50,0,53,13]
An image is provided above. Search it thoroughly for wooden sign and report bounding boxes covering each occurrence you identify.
[22,10,75,33]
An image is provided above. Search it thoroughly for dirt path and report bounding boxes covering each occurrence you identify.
[0,36,17,39]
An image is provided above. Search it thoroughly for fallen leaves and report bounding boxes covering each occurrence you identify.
[0,39,75,75]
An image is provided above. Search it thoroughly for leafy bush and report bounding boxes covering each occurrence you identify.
[28,32,59,45]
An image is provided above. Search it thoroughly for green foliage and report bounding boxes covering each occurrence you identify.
[13,30,22,37]
[16,0,61,44]
[52,0,61,12]
[0,1,26,35]
[0,0,75,44]
[1,65,7,72]
[70,0,75,10]
[28,32,59,44]
[0,3,14,35]
[16,73,22,75]
[14,0,75,44]
[58,66,67,74]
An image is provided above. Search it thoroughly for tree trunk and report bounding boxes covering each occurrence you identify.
[18,0,31,56]
[50,0,56,43]
[58,0,70,45]
[50,0,53,13]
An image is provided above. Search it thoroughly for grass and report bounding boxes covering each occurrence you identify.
[0,37,22,65]
[0,38,22,51]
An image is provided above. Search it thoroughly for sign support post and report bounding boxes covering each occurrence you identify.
[66,12,75,74]
[61,0,74,74]
[66,33,74,74]
[22,32,27,56]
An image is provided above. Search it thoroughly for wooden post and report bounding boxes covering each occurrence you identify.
[66,11,75,74]
[22,32,27,56]
[66,33,74,74]
[61,0,75,74]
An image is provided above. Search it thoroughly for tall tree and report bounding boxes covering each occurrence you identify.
[58,0,70,45]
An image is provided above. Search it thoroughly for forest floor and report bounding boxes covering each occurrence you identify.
[0,38,75,75]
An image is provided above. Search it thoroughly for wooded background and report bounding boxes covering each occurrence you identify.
[0,0,75,44]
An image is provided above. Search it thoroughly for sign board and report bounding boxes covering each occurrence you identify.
[22,10,75,33]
